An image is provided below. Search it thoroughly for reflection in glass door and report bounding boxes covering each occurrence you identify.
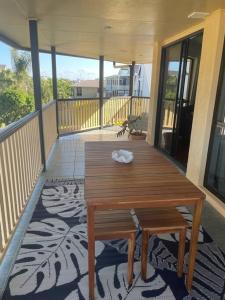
[157,42,182,154]
[156,32,203,169]
[205,40,225,203]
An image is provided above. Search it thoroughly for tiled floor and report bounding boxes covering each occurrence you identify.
[1,127,225,298]
[45,127,128,180]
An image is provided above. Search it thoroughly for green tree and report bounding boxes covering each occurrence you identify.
[0,69,15,92]
[11,49,32,94]
[58,79,72,98]
[11,49,31,80]
[0,87,33,127]
[41,77,53,104]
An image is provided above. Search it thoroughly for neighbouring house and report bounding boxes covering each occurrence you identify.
[105,65,151,97]
[72,79,99,98]
[105,67,130,97]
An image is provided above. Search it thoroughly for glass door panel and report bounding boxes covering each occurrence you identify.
[158,43,182,153]
[173,34,203,167]
[156,32,203,169]
[205,46,225,201]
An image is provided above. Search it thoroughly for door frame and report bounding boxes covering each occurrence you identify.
[154,30,204,168]
[204,37,225,203]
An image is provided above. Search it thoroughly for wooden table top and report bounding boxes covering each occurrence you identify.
[85,141,205,208]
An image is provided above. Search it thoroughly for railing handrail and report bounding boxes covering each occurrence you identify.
[58,97,103,101]
[58,96,150,102]
[0,110,39,143]
[131,96,150,99]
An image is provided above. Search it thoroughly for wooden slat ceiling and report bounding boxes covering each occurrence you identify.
[0,0,225,63]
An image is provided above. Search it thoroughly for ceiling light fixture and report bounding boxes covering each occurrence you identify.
[188,12,209,19]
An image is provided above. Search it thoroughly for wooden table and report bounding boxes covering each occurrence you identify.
[85,141,205,300]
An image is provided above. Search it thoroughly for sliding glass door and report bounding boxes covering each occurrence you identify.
[156,32,203,169]
[157,42,182,154]
[205,40,225,202]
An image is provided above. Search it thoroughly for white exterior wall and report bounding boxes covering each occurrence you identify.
[133,64,152,97]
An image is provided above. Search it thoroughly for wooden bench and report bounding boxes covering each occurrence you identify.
[94,210,136,284]
[135,207,189,280]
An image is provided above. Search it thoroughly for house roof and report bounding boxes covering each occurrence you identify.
[1,1,225,63]
[74,80,99,88]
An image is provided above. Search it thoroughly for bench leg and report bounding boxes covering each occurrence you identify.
[141,231,149,281]
[177,228,186,277]
[128,232,136,285]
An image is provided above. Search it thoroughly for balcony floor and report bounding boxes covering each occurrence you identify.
[45,127,128,180]
[1,127,225,298]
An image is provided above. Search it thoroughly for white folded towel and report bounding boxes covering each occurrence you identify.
[112,149,133,163]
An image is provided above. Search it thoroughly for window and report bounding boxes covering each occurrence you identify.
[77,87,82,96]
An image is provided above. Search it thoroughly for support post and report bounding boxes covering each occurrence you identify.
[99,55,104,128]
[51,46,59,137]
[29,20,46,171]
[129,61,135,115]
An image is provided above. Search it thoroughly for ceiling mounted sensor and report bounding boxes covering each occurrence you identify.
[188,12,210,19]
[113,62,130,68]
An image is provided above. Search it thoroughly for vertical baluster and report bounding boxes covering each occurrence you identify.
[26,121,32,195]
[12,133,22,215]
[61,102,64,133]
[30,118,36,185]
[4,139,16,226]
[0,151,10,247]
[95,100,97,127]
[0,143,14,232]
[22,126,29,200]
[0,179,7,251]
[71,101,75,132]
[88,100,90,129]
[84,100,86,129]
[34,117,40,177]
[74,101,77,131]
[58,102,61,134]
[81,100,84,130]
[8,136,20,219]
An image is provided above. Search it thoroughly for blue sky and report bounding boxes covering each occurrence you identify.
[0,41,119,80]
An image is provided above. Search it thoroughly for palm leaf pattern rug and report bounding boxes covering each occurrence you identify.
[2,179,225,300]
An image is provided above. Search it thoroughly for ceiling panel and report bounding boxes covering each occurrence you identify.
[0,0,225,63]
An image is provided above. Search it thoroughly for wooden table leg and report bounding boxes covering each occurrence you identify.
[87,205,95,300]
[186,199,203,291]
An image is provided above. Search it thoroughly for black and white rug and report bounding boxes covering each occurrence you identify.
[2,179,225,300]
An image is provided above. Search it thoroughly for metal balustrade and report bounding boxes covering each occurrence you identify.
[0,97,150,258]
[58,96,150,135]
[58,98,100,134]
[0,101,57,258]
[103,97,130,126]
